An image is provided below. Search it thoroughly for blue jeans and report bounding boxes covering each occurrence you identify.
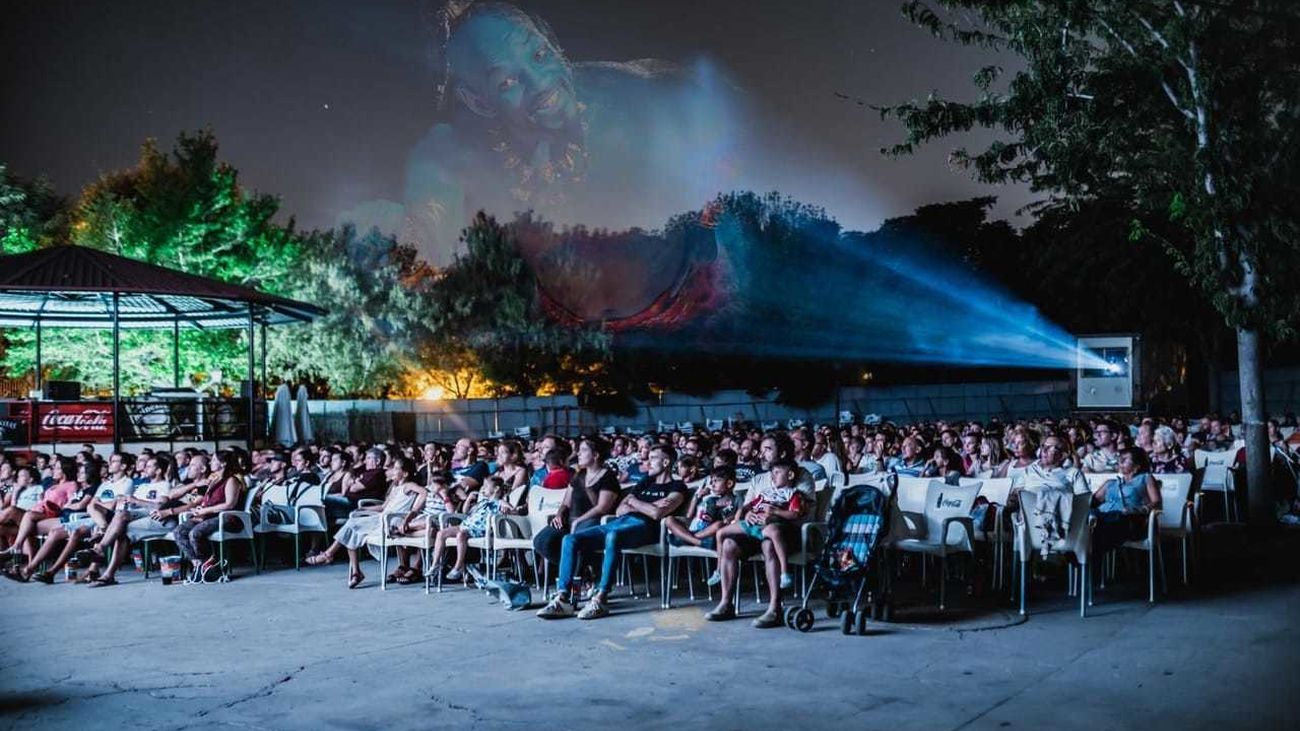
[556,515,660,596]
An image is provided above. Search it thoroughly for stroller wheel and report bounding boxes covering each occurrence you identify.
[840,610,855,635]
[855,610,869,636]
[794,608,815,633]
[784,605,800,629]
[827,602,842,619]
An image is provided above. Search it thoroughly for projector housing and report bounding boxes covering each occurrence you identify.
[1076,335,1141,410]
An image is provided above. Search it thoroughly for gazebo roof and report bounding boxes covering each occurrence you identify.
[0,245,325,329]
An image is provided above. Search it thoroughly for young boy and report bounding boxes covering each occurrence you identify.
[713,458,805,592]
[665,466,740,585]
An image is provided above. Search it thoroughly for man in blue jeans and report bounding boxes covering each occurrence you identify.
[537,444,687,620]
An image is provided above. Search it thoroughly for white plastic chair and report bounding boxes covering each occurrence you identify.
[889,480,980,610]
[367,510,436,592]
[1117,473,1195,602]
[1193,450,1237,522]
[254,482,328,570]
[1011,489,1093,617]
[180,487,258,578]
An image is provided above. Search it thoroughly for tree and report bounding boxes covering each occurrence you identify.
[0,164,65,254]
[882,0,1300,523]
[421,212,612,397]
[268,225,429,398]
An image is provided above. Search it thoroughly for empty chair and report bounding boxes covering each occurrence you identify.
[1193,450,1237,522]
[888,480,980,610]
[1011,489,1093,617]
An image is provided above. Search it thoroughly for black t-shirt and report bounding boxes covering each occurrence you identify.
[352,468,388,503]
[627,477,689,523]
[568,468,621,525]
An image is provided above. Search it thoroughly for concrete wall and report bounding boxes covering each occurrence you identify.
[1215,366,1300,416]
[305,379,1074,441]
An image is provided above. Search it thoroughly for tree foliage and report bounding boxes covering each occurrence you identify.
[420,212,612,398]
[881,0,1300,338]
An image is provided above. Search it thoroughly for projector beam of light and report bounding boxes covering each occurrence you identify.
[620,207,1109,373]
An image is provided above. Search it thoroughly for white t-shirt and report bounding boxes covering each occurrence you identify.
[129,480,172,505]
[95,476,136,504]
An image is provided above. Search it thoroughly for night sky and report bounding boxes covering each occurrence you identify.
[1,0,1031,240]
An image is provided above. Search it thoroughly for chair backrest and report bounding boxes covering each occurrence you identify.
[813,477,829,493]
[836,472,893,506]
[533,487,566,515]
[1016,487,1092,558]
[894,477,931,513]
[920,480,980,549]
[1085,472,1118,492]
[506,483,529,510]
[1155,473,1194,531]
[1201,463,1229,490]
[686,477,707,493]
[812,483,836,522]
[677,421,695,434]
[705,418,723,431]
[974,477,1014,507]
[513,426,532,438]
[1194,449,1232,469]
[524,507,554,539]
[259,482,290,507]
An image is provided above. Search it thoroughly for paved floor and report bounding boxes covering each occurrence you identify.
[1,554,1297,731]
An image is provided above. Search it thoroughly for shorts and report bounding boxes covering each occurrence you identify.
[126,515,178,543]
[61,515,98,532]
[727,521,798,558]
[667,534,716,550]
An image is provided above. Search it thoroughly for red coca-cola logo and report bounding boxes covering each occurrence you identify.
[40,408,111,432]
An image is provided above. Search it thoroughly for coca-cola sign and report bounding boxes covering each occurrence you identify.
[35,404,114,440]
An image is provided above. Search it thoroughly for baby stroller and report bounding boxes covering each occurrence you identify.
[786,483,891,634]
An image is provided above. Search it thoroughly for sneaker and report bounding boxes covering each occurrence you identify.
[577,598,609,620]
[535,594,576,619]
[445,568,464,582]
[705,570,722,587]
[751,610,782,629]
[779,572,794,590]
[704,605,736,622]
[580,582,599,601]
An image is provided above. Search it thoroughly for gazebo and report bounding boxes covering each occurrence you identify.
[0,245,325,449]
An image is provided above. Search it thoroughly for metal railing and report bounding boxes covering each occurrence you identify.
[0,398,264,450]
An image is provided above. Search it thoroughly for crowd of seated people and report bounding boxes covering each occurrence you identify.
[0,409,1296,622]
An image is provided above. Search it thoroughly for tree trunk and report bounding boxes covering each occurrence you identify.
[1236,327,1271,525]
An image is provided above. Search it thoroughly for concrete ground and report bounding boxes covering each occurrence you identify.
[1,551,1297,731]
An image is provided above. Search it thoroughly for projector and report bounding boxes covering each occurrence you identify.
[1076,335,1140,409]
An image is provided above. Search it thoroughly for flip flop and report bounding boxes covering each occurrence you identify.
[89,576,119,587]
[2,569,30,583]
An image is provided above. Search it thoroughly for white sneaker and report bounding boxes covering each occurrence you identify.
[779,572,795,590]
[535,594,576,619]
[577,598,610,620]
[706,570,722,586]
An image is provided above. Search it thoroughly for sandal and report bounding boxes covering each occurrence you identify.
[2,568,30,583]
[74,570,100,585]
[75,547,106,567]
[32,571,54,585]
[305,553,333,567]
[89,576,119,587]
[396,570,423,585]
[347,571,364,589]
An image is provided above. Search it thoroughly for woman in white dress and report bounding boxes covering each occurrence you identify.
[306,457,424,588]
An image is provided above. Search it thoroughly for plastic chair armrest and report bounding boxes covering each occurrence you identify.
[1146,508,1161,544]
[941,516,976,554]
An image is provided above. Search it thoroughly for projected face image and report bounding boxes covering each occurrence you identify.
[448,13,577,133]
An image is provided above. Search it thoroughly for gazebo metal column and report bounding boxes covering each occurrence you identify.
[246,305,256,451]
[112,292,121,450]
[33,318,42,395]
[173,317,181,388]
